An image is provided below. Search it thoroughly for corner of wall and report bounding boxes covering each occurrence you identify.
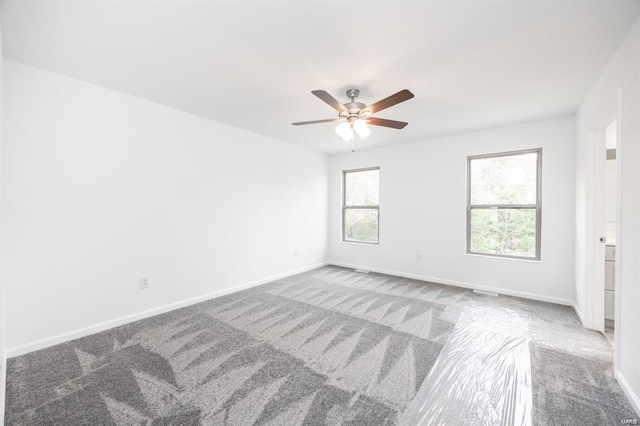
[0,21,7,425]
[572,303,585,326]
[615,370,640,417]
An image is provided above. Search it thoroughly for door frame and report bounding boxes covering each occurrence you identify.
[584,89,620,333]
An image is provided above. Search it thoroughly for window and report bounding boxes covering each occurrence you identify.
[343,167,379,244]
[467,149,541,260]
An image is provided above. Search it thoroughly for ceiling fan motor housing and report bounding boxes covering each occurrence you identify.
[341,88,367,119]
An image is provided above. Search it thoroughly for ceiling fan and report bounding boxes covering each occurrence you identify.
[292,88,415,143]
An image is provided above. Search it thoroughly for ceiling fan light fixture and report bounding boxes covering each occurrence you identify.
[335,121,354,141]
[353,119,371,139]
[293,88,414,147]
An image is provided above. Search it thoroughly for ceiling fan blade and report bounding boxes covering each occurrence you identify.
[366,117,408,129]
[292,118,340,126]
[364,90,414,114]
[312,90,348,112]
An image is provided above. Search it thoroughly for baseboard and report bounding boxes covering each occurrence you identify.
[573,303,585,325]
[615,370,640,417]
[0,352,6,426]
[7,262,328,358]
[328,261,574,306]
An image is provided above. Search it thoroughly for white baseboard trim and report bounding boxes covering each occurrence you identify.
[615,370,640,417]
[7,262,328,358]
[0,352,6,426]
[572,303,585,325]
[328,261,575,306]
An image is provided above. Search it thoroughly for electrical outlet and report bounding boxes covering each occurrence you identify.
[416,254,422,262]
[139,277,150,289]
[294,249,300,257]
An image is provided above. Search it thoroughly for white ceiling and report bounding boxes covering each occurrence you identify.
[2,1,639,154]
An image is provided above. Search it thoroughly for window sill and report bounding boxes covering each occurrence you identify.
[341,240,380,247]
[465,253,541,263]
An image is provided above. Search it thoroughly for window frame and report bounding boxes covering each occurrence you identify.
[342,166,380,245]
[466,148,542,261]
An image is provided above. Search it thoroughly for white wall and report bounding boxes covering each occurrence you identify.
[2,60,329,354]
[576,17,640,415]
[329,116,576,305]
[0,22,7,424]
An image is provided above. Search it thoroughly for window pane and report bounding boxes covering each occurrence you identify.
[345,169,379,206]
[470,153,537,205]
[345,208,378,243]
[470,208,536,257]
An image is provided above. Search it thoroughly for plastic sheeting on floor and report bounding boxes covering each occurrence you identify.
[400,306,533,425]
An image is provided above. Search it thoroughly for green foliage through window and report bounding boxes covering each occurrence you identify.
[468,150,541,259]
[344,168,379,244]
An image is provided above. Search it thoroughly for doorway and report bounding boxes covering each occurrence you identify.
[585,91,620,341]
[603,119,617,345]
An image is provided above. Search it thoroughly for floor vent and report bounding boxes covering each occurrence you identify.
[473,289,498,297]
[354,269,370,274]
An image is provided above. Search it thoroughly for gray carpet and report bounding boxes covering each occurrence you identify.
[4,266,638,425]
